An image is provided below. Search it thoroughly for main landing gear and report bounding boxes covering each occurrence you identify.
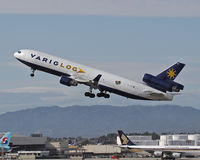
[97,92,110,98]
[30,68,36,77]
[84,86,110,99]
[84,86,95,98]
[85,92,95,98]
[84,92,110,98]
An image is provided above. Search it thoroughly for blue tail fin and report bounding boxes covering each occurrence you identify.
[117,130,135,146]
[156,62,185,81]
[0,132,12,149]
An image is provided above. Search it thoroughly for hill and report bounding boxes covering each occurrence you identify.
[0,105,199,137]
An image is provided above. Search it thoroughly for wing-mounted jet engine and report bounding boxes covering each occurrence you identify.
[60,75,78,86]
[143,62,185,93]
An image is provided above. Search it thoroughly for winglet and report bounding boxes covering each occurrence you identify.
[117,130,135,146]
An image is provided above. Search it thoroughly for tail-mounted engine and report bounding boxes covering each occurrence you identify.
[143,73,184,92]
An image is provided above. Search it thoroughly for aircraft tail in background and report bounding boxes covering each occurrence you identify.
[117,130,135,146]
[0,132,12,150]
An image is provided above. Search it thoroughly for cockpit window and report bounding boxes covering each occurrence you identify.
[18,50,21,54]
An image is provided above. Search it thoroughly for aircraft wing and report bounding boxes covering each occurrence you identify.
[70,74,102,84]
[60,74,102,90]
[71,77,89,83]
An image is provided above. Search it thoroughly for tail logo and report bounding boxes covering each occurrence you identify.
[121,134,128,144]
[2,137,8,144]
[167,68,176,79]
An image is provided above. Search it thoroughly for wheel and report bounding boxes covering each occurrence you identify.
[89,93,95,98]
[97,93,103,97]
[104,94,110,98]
[30,73,34,77]
[85,92,90,97]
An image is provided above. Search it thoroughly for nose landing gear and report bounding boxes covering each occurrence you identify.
[30,68,36,77]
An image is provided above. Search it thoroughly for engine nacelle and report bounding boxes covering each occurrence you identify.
[154,151,162,157]
[143,73,184,92]
[170,81,184,92]
[60,76,78,86]
[172,152,181,158]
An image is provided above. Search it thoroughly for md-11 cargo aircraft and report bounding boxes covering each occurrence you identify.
[14,49,185,101]
[117,130,200,160]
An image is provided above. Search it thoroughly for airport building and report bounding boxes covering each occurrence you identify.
[0,133,47,152]
[64,144,124,159]
[83,144,121,154]
[46,141,69,155]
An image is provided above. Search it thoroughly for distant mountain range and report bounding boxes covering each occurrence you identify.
[0,105,200,137]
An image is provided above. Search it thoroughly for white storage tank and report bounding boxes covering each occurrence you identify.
[188,135,200,146]
[159,135,173,146]
[159,140,174,146]
[172,135,188,141]
[159,140,166,146]
[188,134,200,140]
[160,135,173,141]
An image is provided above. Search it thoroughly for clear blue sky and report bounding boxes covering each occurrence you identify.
[0,0,200,113]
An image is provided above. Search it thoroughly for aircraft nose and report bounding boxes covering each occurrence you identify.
[14,52,18,57]
[14,50,22,58]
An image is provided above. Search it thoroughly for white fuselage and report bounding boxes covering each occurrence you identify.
[14,49,173,101]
